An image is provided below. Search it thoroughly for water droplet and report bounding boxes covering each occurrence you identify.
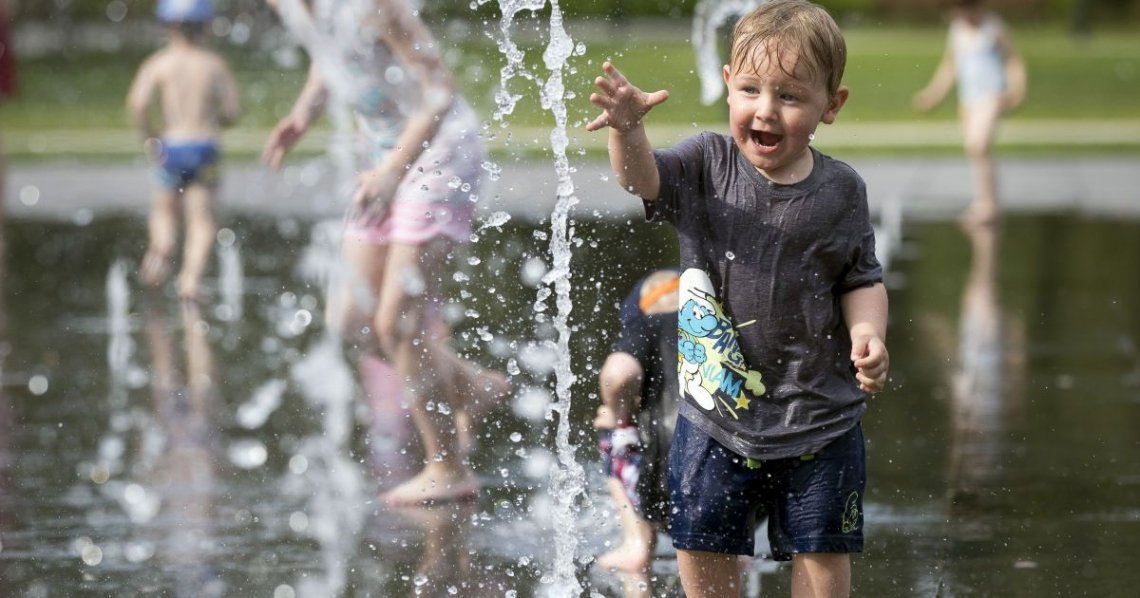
[18,185,40,206]
[28,375,49,396]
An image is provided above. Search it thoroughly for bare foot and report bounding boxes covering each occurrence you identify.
[597,538,653,573]
[139,250,171,288]
[380,465,479,507]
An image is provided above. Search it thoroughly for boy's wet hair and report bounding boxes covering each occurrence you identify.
[729,0,847,96]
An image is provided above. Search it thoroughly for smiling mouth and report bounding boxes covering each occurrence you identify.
[752,130,782,147]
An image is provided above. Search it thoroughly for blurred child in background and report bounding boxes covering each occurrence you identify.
[128,0,240,300]
[913,0,1026,225]
[262,0,507,506]
[594,269,680,578]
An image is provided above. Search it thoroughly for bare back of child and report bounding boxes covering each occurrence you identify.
[128,0,240,300]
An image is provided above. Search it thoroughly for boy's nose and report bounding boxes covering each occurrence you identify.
[753,94,778,121]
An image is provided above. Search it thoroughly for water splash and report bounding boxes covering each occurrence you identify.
[692,0,765,105]
[478,1,588,594]
[106,259,140,400]
[215,231,244,322]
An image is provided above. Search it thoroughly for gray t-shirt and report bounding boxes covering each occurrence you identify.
[649,132,882,460]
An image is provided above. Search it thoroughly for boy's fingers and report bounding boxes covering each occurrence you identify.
[644,89,670,108]
[602,61,627,84]
[594,76,616,95]
[585,114,610,132]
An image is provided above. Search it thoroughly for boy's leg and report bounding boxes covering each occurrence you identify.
[141,188,179,287]
[598,472,656,573]
[767,425,866,598]
[667,415,760,596]
[677,550,742,598]
[596,351,655,572]
[177,183,216,300]
[791,553,851,598]
[598,351,644,425]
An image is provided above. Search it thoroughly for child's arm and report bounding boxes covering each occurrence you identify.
[586,62,669,200]
[912,39,955,112]
[998,27,1027,110]
[351,0,457,222]
[841,282,889,393]
[215,59,241,129]
[126,56,160,142]
[262,63,327,171]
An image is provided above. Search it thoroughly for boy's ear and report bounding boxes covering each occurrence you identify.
[722,65,731,89]
[821,85,849,124]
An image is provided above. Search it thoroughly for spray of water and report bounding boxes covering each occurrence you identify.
[477,1,588,594]
[692,0,765,105]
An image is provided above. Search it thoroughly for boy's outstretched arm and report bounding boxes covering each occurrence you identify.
[586,62,669,200]
[841,282,889,393]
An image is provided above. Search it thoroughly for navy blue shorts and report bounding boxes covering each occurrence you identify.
[667,415,866,560]
[156,140,220,190]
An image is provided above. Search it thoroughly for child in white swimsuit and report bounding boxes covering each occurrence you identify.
[913,0,1027,226]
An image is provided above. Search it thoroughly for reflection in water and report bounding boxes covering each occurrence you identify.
[138,300,223,595]
[392,501,478,597]
[945,222,1023,536]
[6,213,1140,594]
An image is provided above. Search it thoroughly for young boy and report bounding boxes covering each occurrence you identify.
[128,0,240,300]
[593,268,680,576]
[587,1,889,596]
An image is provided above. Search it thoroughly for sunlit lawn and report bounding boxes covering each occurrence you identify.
[3,22,1138,145]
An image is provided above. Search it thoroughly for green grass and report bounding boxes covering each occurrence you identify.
[2,23,1138,155]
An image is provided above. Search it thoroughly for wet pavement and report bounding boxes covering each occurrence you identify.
[8,155,1140,223]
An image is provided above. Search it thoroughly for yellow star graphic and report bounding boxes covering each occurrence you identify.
[735,395,751,409]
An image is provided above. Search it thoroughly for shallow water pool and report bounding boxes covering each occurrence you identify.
[0,211,1137,596]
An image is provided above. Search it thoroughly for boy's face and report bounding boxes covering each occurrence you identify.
[723,43,847,182]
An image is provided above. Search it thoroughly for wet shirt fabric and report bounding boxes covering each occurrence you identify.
[648,132,882,460]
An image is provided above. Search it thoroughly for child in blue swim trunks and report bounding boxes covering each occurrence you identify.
[588,1,889,595]
[127,0,240,299]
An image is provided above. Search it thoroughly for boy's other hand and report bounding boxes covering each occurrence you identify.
[585,62,669,133]
[851,335,888,394]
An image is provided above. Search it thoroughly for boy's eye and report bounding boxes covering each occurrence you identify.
[779,92,799,102]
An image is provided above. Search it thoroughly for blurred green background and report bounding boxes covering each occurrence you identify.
[2,0,1138,158]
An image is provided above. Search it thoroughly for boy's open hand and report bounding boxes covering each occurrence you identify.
[851,335,889,394]
[586,62,669,132]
